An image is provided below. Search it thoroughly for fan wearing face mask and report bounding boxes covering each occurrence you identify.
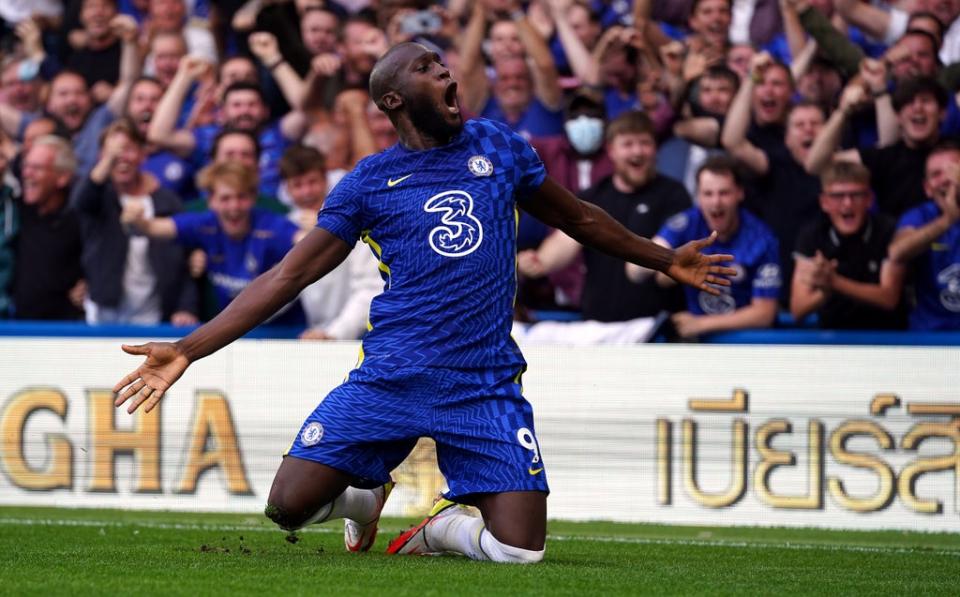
[531,88,613,194]
[518,88,614,312]
[519,110,692,322]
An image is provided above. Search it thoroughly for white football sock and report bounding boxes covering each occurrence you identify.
[304,487,380,526]
[479,530,544,564]
[426,513,545,564]
[426,512,486,558]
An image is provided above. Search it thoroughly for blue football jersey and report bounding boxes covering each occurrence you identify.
[172,208,304,325]
[193,122,289,198]
[479,97,564,139]
[897,202,960,330]
[317,118,547,369]
[658,207,781,315]
[144,150,195,199]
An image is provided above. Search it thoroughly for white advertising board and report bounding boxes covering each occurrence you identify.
[0,339,957,531]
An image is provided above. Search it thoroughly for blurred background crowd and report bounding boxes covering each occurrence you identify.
[0,0,958,341]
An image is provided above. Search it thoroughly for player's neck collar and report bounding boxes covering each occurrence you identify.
[397,139,459,153]
[395,128,465,153]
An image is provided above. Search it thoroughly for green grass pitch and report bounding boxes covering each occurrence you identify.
[1,506,958,595]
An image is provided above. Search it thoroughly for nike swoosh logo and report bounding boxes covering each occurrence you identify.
[528,467,544,476]
[387,174,412,187]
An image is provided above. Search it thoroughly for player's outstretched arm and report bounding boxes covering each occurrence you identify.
[114,228,353,414]
[664,231,736,294]
[522,176,736,294]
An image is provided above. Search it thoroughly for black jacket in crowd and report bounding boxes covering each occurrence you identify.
[71,176,198,321]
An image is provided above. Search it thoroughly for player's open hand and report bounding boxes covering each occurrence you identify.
[113,342,191,414]
[665,231,736,295]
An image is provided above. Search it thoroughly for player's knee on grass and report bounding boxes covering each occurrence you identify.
[264,503,299,531]
[264,501,327,531]
[472,491,547,553]
[484,526,546,553]
[265,475,340,531]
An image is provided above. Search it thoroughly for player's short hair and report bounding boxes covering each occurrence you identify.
[892,76,948,111]
[696,155,742,188]
[279,145,326,180]
[197,161,259,196]
[605,110,654,144]
[820,160,871,188]
[31,135,77,175]
[211,127,261,160]
[98,117,145,147]
[222,81,266,105]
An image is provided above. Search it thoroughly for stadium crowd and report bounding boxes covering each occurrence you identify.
[0,0,958,340]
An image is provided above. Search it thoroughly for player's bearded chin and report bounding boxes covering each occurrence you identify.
[405,91,462,143]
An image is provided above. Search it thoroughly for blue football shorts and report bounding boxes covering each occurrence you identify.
[286,365,549,501]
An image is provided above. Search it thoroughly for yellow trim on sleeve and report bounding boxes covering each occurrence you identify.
[361,229,392,278]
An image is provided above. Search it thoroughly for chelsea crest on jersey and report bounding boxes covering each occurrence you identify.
[316,118,547,369]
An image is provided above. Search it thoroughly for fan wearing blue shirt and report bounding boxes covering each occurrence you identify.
[146,57,305,198]
[889,142,960,330]
[458,8,565,139]
[628,156,780,339]
[122,161,305,327]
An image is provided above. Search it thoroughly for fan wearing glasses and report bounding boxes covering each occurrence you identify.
[790,160,907,329]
